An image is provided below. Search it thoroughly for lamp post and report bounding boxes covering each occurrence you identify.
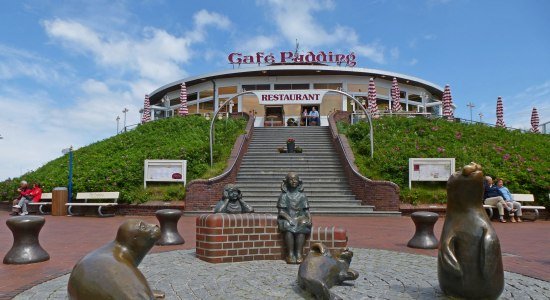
[116,116,120,134]
[122,108,129,132]
[62,147,73,203]
[478,112,484,123]
[466,102,475,122]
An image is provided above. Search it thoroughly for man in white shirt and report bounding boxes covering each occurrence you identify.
[308,107,320,125]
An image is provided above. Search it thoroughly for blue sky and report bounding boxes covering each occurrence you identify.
[0,0,549,181]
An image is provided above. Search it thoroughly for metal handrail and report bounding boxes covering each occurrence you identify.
[329,113,372,182]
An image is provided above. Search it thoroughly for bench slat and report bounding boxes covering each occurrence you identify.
[511,194,535,202]
[66,203,117,206]
[76,192,119,200]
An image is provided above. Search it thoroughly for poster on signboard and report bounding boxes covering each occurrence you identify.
[408,158,455,189]
[144,160,187,188]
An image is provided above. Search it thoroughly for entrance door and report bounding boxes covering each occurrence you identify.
[264,106,284,127]
[300,105,319,126]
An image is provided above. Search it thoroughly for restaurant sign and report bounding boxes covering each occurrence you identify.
[253,90,328,105]
[228,51,356,67]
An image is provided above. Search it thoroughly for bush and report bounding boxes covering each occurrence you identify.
[339,117,550,207]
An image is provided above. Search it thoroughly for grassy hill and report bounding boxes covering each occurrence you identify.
[338,117,550,207]
[0,115,247,203]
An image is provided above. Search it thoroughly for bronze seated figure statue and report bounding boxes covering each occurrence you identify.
[277,172,312,264]
[213,184,254,214]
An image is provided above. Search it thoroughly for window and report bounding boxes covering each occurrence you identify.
[400,91,406,99]
[242,84,270,91]
[218,86,238,95]
[274,83,309,90]
[313,83,342,90]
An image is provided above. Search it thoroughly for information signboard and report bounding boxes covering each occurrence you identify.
[408,158,455,189]
[144,160,187,188]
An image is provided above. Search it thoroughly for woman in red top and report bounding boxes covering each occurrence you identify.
[28,182,43,202]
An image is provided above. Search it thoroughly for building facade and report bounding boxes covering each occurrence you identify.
[148,64,446,126]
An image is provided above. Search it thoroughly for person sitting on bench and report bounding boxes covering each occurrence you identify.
[308,107,320,125]
[13,182,42,216]
[496,178,522,223]
[484,176,513,223]
[11,181,31,216]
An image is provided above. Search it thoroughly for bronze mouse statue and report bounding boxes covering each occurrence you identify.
[67,219,164,299]
[298,243,359,300]
[438,162,504,299]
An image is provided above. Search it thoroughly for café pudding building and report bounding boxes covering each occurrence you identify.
[147,50,446,126]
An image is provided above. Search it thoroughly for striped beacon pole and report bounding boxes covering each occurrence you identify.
[495,96,505,127]
[442,84,454,121]
[367,77,379,118]
[179,82,189,116]
[141,94,151,123]
[530,107,540,133]
[391,77,402,113]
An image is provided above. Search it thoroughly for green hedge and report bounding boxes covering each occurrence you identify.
[339,117,550,207]
[0,115,247,203]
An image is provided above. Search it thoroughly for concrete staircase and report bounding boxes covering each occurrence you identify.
[236,127,399,216]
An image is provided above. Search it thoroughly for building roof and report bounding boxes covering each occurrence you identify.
[149,65,444,103]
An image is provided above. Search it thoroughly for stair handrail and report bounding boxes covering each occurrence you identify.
[209,113,254,182]
[328,112,371,181]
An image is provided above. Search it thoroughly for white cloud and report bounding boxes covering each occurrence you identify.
[43,19,190,84]
[236,35,281,54]
[353,44,385,64]
[255,0,385,64]
[390,47,399,60]
[409,58,419,66]
[0,44,68,83]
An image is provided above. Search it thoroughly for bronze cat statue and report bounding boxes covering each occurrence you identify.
[298,243,359,300]
[68,219,164,299]
[438,162,504,299]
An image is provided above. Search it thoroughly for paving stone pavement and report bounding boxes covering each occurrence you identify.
[14,248,550,299]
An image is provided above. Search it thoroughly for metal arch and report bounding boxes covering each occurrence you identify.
[327,89,374,159]
[209,89,374,167]
[210,91,256,167]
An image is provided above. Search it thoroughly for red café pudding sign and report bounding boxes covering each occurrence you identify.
[228,51,356,67]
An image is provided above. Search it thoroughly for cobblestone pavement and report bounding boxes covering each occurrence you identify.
[15,248,550,300]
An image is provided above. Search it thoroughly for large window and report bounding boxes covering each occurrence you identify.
[274,83,309,90]
[242,84,270,91]
[218,86,237,95]
[313,83,342,90]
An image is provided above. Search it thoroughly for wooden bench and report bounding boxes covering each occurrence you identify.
[66,192,119,217]
[27,193,52,214]
[484,193,546,221]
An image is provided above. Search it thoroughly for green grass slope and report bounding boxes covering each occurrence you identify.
[0,115,247,203]
[338,117,550,207]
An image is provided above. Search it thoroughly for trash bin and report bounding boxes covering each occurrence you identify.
[51,187,68,216]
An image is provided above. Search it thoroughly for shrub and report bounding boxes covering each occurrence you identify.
[339,117,550,207]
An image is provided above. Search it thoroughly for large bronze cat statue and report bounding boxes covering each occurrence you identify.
[438,162,504,299]
[67,219,164,299]
[298,243,359,300]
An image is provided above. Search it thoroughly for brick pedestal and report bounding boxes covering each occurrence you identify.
[196,213,348,263]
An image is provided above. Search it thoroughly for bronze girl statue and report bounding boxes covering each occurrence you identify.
[277,172,312,264]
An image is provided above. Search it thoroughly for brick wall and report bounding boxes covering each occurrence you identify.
[196,213,348,263]
[328,112,400,211]
[185,113,254,211]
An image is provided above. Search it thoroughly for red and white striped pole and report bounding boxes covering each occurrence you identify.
[179,82,189,116]
[531,107,540,133]
[495,96,505,127]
